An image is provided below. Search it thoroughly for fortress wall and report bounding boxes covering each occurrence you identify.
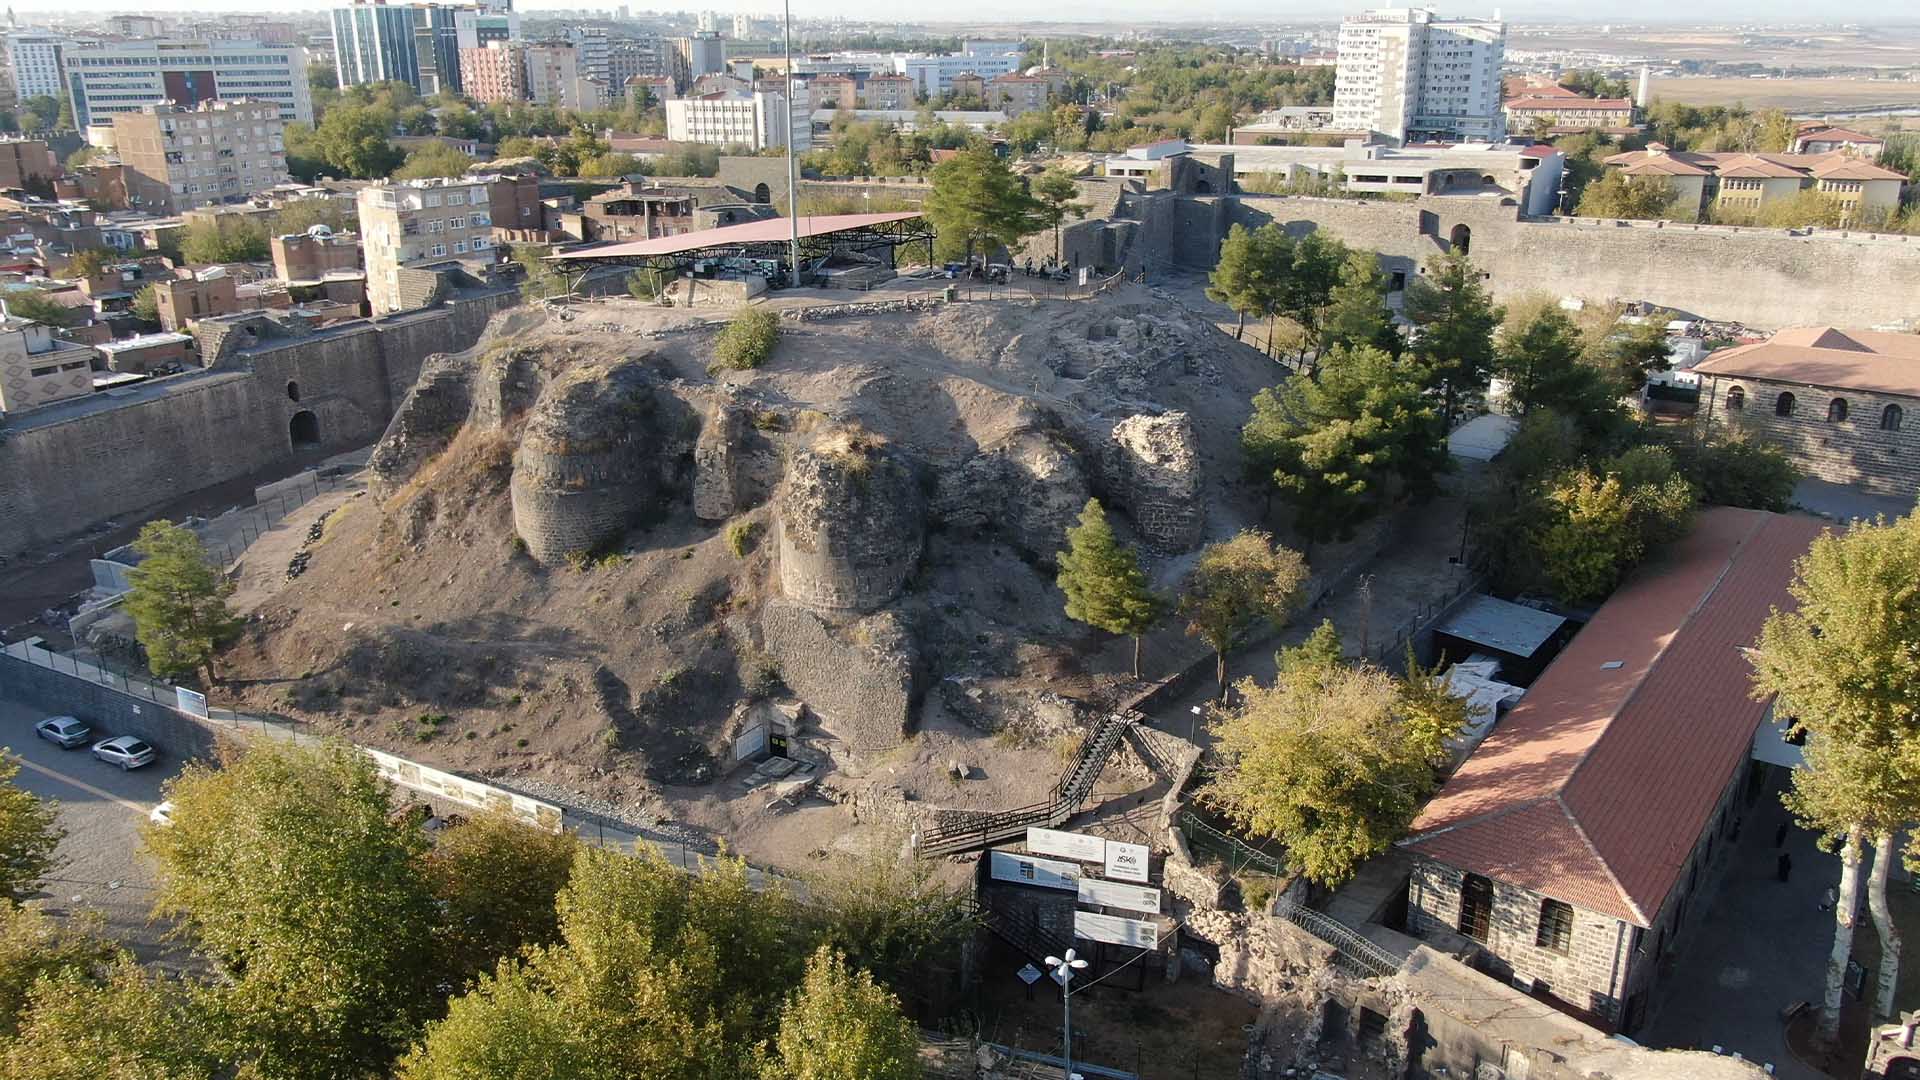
[1225,194,1920,328]
[0,289,518,558]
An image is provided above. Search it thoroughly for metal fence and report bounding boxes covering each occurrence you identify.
[200,470,358,567]
[1178,810,1287,879]
[1365,570,1488,669]
[1271,896,1404,979]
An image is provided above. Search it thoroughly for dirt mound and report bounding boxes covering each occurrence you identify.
[218,287,1286,863]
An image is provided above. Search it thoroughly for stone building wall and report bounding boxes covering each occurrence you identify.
[759,600,918,750]
[1701,373,1920,497]
[775,442,924,613]
[509,361,672,563]
[1101,412,1204,553]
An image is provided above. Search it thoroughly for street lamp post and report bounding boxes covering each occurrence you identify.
[781,0,801,288]
[1043,948,1088,1080]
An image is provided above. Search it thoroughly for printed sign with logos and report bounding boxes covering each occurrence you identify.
[1074,910,1160,950]
[1103,840,1150,883]
[1027,826,1106,863]
[1077,877,1161,915]
[988,850,1081,892]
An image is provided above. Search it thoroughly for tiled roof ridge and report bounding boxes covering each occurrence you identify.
[1555,792,1649,926]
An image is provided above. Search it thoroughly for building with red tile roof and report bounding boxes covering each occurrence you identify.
[1600,145,1906,224]
[1403,507,1827,1033]
[1791,123,1886,160]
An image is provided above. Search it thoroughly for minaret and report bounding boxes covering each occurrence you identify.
[1637,65,1651,108]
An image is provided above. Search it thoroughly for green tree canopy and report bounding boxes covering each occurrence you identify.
[424,814,579,992]
[1206,222,1281,340]
[2,956,226,1080]
[1404,250,1501,425]
[1494,298,1629,440]
[122,520,237,683]
[1206,629,1463,886]
[1056,498,1162,678]
[392,143,474,181]
[0,758,60,906]
[760,946,920,1080]
[271,197,353,236]
[1179,529,1308,692]
[1521,450,1694,604]
[1575,170,1684,221]
[1321,249,1399,356]
[311,103,404,179]
[2,288,76,328]
[923,146,1040,261]
[179,217,270,266]
[145,743,439,1080]
[65,247,116,279]
[0,904,112,1039]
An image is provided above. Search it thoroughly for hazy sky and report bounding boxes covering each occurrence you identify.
[9,0,1920,24]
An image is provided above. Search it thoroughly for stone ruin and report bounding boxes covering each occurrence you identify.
[773,434,925,613]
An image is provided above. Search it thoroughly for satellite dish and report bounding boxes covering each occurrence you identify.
[306,224,333,238]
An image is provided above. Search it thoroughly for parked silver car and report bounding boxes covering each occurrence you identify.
[34,715,92,749]
[90,735,156,771]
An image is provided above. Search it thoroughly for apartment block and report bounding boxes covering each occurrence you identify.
[459,42,526,105]
[608,37,671,89]
[65,40,313,128]
[272,227,364,284]
[525,42,598,110]
[676,31,727,86]
[989,74,1050,117]
[665,90,809,152]
[0,315,98,415]
[454,8,518,50]
[415,4,464,95]
[112,100,289,215]
[332,1,422,90]
[154,272,241,331]
[861,73,915,110]
[4,33,66,103]
[1334,7,1505,143]
[566,27,612,104]
[357,176,497,315]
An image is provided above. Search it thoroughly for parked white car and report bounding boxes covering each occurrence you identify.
[148,801,175,827]
[34,715,92,749]
[90,736,156,771]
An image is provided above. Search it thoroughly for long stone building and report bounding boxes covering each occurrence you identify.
[1696,325,1920,497]
[1401,508,1824,1035]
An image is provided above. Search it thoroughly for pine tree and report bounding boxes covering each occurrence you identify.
[123,520,237,685]
[1206,223,1264,341]
[1321,250,1400,356]
[1056,499,1162,679]
[1405,250,1502,427]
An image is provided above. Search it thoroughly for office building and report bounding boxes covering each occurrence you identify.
[1333,7,1505,143]
[415,4,464,94]
[895,42,1023,97]
[331,0,422,91]
[4,33,66,102]
[358,176,497,315]
[454,8,519,50]
[459,41,525,104]
[112,100,289,214]
[665,89,806,152]
[65,40,313,129]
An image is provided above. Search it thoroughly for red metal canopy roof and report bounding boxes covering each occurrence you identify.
[554,212,926,261]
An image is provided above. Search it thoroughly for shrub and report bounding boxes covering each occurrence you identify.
[752,410,786,432]
[725,520,760,558]
[710,308,780,373]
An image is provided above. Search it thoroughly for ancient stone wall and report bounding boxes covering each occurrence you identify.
[759,600,918,750]
[775,441,924,613]
[0,288,518,558]
[1100,412,1204,552]
[932,424,1089,563]
[509,361,671,562]
[1220,193,1920,328]
[1701,373,1920,495]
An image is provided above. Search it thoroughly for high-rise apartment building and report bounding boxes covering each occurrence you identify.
[524,41,597,110]
[676,31,726,86]
[4,33,67,102]
[607,36,670,89]
[112,100,288,214]
[358,176,497,315]
[332,0,423,90]
[458,42,525,104]
[565,27,611,104]
[1333,7,1505,143]
[65,40,313,129]
[415,4,464,94]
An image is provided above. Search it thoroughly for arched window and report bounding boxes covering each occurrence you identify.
[1884,404,1904,431]
[1775,391,1796,417]
[286,380,300,402]
[752,182,771,205]
[1828,398,1849,423]
[1449,223,1472,255]
[1726,385,1746,411]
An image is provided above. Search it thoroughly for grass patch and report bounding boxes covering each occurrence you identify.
[410,712,451,742]
[724,520,761,558]
[752,410,786,432]
[709,307,780,373]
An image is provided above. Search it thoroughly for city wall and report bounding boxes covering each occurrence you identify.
[0,289,518,558]
[1209,195,1920,329]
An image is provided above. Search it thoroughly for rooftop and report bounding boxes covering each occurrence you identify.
[97,331,192,354]
[1432,595,1567,660]
[1604,148,1906,183]
[1694,326,1920,398]
[1404,508,1828,925]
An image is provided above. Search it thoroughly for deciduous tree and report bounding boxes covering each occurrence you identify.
[0,759,60,905]
[1056,499,1162,678]
[1575,170,1683,221]
[760,947,920,1080]
[123,521,237,684]
[424,814,579,991]
[1179,530,1308,693]
[2,957,226,1080]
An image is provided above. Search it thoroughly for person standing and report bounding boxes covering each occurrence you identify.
[1778,852,1794,883]
[1775,821,1791,847]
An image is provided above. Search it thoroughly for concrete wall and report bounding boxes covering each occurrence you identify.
[1218,194,1920,328]
[1702,373,1920,497]
[0,288,517,558]
[0,653,222,761]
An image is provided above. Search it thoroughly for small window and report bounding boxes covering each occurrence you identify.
[1536,898,1574,953]
[1776,391,1797,417]
[1459,873,1494,942]
[1726,385,1745,411]
[1884,404,1904,432]
[1829,398,1849,423]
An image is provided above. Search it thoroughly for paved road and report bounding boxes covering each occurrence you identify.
[0,695,184,960]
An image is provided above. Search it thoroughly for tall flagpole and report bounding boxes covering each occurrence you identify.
[782,0,802,288]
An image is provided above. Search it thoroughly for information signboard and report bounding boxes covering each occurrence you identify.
[1077,877,1161,914]
[989,850,1080,892]
[1073,910,1159,949]
[1027,826,1106,863]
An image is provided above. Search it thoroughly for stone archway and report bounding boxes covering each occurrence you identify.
[753,182,771,204]
[1449,223,1472,255]
[289,410,320,450]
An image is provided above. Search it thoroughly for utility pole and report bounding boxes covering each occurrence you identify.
[782,0,802,288]
[1044,949,1088,1080]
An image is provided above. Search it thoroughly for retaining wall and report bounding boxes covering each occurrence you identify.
[0,652,222,760]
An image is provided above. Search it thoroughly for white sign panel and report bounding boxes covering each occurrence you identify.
[1028,827,1106,863]
[989,850,1081,892]
[1074,910,1160,950]
[174,686,208,718]
[1077,877,1161,915]
[1104,840,1150,883]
